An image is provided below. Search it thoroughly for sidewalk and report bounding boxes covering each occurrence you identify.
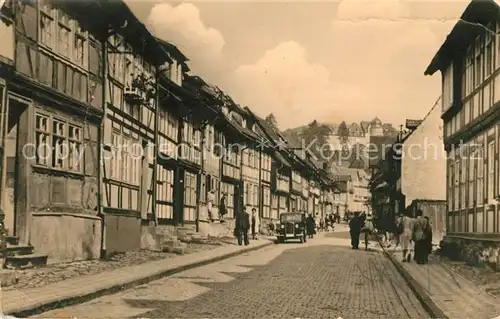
[3,238,273,317]
[386,249,500,319]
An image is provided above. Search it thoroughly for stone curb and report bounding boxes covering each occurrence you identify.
[8,241,274,318]
[382,247,449,319]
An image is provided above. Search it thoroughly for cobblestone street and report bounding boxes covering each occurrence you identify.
[36,234,428,319]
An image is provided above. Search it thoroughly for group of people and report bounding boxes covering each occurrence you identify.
[233,206,260,246]
[317,213,341,232]
[207,190,228,223]
[397,209,433,264]
[371,209,433,264]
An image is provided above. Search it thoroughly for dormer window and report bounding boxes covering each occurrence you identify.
[252,123,257,132]
[241,119,247,128]
[222,106,229,115]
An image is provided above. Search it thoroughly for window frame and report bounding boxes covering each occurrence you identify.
[34,111,83,174]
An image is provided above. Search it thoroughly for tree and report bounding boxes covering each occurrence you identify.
[265,113,278,130]
[301,120,333,160]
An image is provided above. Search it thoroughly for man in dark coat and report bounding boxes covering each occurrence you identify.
[235,206,250,246]
[349,211,363,249]
[306,214,316,239]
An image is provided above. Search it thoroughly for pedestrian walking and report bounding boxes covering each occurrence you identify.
[306,214,316,239]
[219,193,227,222]
[424,216,433,262]
[251,208,257,240]
[235,205,250,246]
[361,214,374,250]
[315,214,322,232]
[349,211,363,249]
[413,209,432,264]
[400,211,416,262]
[207,189,215,222]
[393,213,404,247]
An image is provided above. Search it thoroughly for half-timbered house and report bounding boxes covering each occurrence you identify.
[182,75,221,226]
[424,0,500,262]
[154,40,190,227]
[99,3,171,256]
[247,112,292,227]
[218,96,260,217]
[0,0,168,263]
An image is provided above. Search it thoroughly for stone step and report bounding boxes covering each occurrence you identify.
[165,235,178,242]
[178,235,193,243]
[5,243,34,256]
[5,236,19,246]
[163,239,181,248]
[4,253,48,269]
[162,243,187,254]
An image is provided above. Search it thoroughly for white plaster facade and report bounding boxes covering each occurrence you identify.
[401,102,446,207]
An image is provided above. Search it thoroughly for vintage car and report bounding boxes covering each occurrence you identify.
[276,212,307,243]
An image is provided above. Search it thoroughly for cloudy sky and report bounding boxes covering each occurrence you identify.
[126,0,469,130]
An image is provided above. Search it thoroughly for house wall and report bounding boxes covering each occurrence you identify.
[30,212,101,264]
[401,103,446,207]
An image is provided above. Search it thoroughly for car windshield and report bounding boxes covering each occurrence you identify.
[280,214,302,223]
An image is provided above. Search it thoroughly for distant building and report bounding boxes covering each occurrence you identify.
[326,117,397,151]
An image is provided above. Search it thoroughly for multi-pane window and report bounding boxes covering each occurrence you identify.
[468,151,475,208]
[278,195,287,215]
[157,108,178,159]
[488,141,495,202]
[271,194,278,219]
[184,172,197,206]
[156,165,174,219]
[34,113,83,173]
[35,114,50,166]
[208,175,220,206]
[74,25,87,66]
[253,184,259,206]
[221,182,234,218]
[244,182,259,206]
[460,157,466,209]
[184,172,197,221]
[57,12,71,58]
[110,133,141,185]
[157,108,178,141]
[261,154,271,182]
[181,122,201,165]
[68,124,82,171]
[262,187,271,218]
[442,62,453,112]
[39,3,55,49]
[477,145,484,206]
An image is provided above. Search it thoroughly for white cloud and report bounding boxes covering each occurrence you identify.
[327,0,460,126]
[146,3,225,79]
[229,41,367,129]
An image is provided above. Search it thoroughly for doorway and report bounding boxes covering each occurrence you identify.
[3,96,29,237]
